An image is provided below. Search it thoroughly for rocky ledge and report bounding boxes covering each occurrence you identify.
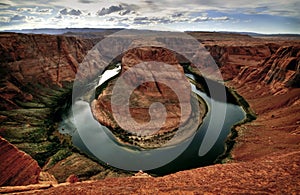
[91,47,207,148]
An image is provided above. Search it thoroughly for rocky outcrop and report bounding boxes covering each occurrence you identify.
[38,172,58,185]
[91,47,205,148]
[206,44,276,80]
[233,45,300,93]
[43,153,105,183]
[227,45,300,162]
[92,47,190,132]
[0,136,41,186]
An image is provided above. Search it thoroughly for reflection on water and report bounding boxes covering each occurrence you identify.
[97,63,121,87]
[59,69,246,174]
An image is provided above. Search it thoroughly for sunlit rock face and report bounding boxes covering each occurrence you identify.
[91,47,195,144]
[0,136,41,186]
[233,45,300,92]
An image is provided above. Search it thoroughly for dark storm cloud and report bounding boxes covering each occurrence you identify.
[0,3,10,7]
[59,8,82,16]
[172,12,184,18]
[78,0,94,3]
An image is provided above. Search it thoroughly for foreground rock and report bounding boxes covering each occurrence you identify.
[0,136,41,186]
[10,151,299,194]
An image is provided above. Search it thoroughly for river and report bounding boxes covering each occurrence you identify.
[59,67,246,175]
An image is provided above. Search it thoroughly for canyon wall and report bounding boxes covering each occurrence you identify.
[0,33,130,184]
[0,33,95,110]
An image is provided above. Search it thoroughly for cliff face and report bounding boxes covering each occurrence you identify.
[203,37,300,159]
[0,33,94,110]
[0,33,131,184]
[0,136,41,186]
[206,44,278,80]
[234,45,300,90]
[0,33,95,83]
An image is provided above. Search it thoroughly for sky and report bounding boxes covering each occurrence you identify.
[0,0,299,34]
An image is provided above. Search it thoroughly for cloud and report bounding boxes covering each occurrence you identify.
[192,15,229,22]
[192,16,209,22]
[37,8,53,14]
[78,0,95,3]
[97,4,136,16]
[10,14,26,21]
[0,0,299,33]
[16,7,53,15]
[17,7,36,13]
[212,16,229,21]
[0,2,10,7]
[0,16,10,23]
[97,5,124,16]
[60,8,82,16]
[133,16,151,25]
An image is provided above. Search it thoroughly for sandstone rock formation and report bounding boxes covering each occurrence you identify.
[92,47,190,131]
[18,151,300,194]
[0,33,95,110]
[235,45,300,91]
[38,172,58,185]
[0,136,41,186]
[91,47,204,148]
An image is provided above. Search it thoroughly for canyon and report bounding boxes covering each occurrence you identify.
[0,31,299,194]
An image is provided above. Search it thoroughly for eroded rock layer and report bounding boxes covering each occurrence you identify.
[0,136,41,186]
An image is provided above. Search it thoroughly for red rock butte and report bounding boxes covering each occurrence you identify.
[91,47,198,140]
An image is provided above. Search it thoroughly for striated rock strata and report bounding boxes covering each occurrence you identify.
[0,136,41,186]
